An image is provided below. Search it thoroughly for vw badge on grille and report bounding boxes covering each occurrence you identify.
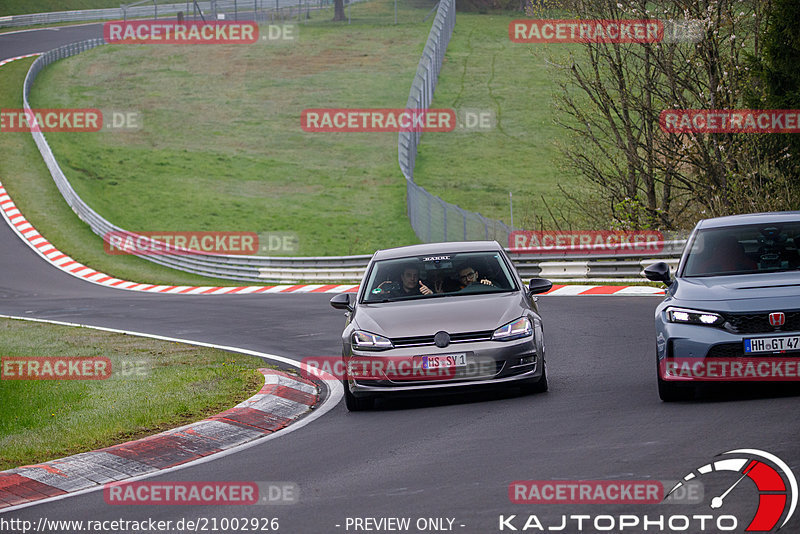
[434,331,450,348]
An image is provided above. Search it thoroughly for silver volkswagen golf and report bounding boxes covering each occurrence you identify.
[330,241,552,410]
[646,212,800,401]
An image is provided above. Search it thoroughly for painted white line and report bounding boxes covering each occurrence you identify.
[1,27,62,35]
[0,313,343,514]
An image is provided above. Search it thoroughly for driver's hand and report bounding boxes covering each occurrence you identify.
[480,279,493,285]
[419,281,433,295]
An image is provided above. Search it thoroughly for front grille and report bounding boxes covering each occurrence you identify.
[391,330,494,348]
[379,360,505,386]
[706,343,744,358]
[706,342,800,358]
[723,311,800,334]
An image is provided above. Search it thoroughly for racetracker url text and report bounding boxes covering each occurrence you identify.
[0,517,279,533]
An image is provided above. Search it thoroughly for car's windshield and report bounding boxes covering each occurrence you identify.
[361,251,518,303]
[682,222,800,277]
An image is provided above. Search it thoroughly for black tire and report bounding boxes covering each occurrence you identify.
[657,372,694,401]
[343,380,374,411]
[520,363,548,394]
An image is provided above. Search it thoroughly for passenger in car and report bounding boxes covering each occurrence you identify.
[456,264,494,289]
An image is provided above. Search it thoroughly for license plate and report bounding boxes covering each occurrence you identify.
[744,335,800,353]
[421,353,468,370]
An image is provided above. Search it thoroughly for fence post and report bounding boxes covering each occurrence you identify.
[427,193,432,243]
[441,198,447,241]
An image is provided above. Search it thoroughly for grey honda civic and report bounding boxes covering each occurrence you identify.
[330,241,553,410]
[645,212,800,401]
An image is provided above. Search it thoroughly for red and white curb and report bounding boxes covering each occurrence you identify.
[0,369,318,510]
[0,180,664,297]
[0,53,42,67]
[0,181,359,295]
[0,54,664,298]
[0,315,343,513]
[544,284,663,296]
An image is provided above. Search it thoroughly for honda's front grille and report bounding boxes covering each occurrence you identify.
[723,311,800,334]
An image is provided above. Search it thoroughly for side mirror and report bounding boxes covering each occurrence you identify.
[330,293,354,312]
[644,262,672,286]
[528,278,553,295]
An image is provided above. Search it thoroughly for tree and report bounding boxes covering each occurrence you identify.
[334,0,345,21]
[546,0,784,229]
[745,0,800,178]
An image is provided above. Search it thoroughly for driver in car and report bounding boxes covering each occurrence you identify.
[377,265,435,296]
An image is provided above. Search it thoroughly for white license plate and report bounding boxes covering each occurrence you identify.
[744,335,800,353]
[421,353,468,370]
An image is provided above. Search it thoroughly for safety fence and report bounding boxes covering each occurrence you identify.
[398,0,513,244]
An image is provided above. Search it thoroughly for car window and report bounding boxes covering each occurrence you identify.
[361,251,518,303]
[682,222,800,277]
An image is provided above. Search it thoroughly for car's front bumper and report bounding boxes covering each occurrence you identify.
[345,336,542,396]
[656,320,800,382]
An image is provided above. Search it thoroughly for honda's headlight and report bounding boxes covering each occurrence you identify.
[666,307,724,326]
[352,331,393,351]
[492,317,533,341]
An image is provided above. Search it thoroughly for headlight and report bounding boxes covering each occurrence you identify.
[352,331,393,350]
[666,307,724,326]
[492,317,533,341]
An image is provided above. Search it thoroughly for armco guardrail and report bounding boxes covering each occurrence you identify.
[23,38,685,284]
[0,0,323,28]
[22,39,281,283]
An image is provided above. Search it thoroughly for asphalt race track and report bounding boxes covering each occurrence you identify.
[2,24,800,534]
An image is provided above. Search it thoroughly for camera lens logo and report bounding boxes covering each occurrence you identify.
[666,449,797,531]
